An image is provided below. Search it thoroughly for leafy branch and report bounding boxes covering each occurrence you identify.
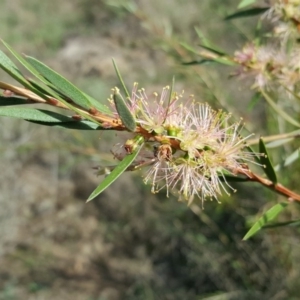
[1,39,300,240]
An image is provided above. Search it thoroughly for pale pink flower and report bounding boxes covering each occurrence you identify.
[264,0,300,40]
[140,100,256,205]
[109,85,258,206]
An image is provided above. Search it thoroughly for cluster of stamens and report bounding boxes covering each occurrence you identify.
[109,84,257,206]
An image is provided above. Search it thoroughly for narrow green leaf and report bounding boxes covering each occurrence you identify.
[263,219,300,229]
[0,106,103,130]
[247,92,261,111]
[87,143,143,202]
[1,42,102,125]
[0,95,28,106]
[0,49,29,86]
[180,43,234,66]
[199,44,226,56]
[180,42,201,55]
[1,41,77,105]
[182,59,214,66]
[259,138,277,183]
[30,120,102,130]
[30,78,112,116]
[274,148,300,172]
[225,7,269,20]
[27,78,55,96]
[261,89,300,127]
[183,58,235,66]
[162,77,175,124]
[169,76,175,104]
[210,58,235,66]
[1,40,52,85]
[113,88,136,132]
[1,41,78,104]
[0,107,72,122]
[246,145,261,165]
[243,203,288,240]
[112,58,130,98]
[283,149,299,167]
[194,27,211,47]
[267,138,294,148]
[0,80,102,126]
[25,56,91,109]
[238,0,258,9]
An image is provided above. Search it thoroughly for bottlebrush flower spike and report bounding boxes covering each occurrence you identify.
[110,84,258,206]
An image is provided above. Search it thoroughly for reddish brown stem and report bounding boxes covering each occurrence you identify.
[240,169,300,202]
[0,83,182,147]
[3,83,300,203]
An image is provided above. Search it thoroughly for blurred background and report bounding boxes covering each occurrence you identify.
[0,0,300,299]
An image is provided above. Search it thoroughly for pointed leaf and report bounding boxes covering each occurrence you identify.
[0,42,75,103]
[168,76,175,106]
[0,80,102,126]
[259,138,277,183]
[182,59,214,66]
[113,89,136,132]
[87,142,143,202]
[243,203,288,240]
[27,78,56,95]
[0,95,28,106]
[183,58,234,66]
[0,107,72,122]
[112,59,130,98]
[274,149,299,172]
[180,43,235,66]
[162,77,175,124]
[0,106,104,130]
[1,41,80,104]
[267,138,294,148]
[0,50,29,86]
[1,40,52,84]
[194,27,212,47]
[261,90,300,127]
[30,120,102,130]
[225,7,269,20]
[246,145,261,165]
[180,42,201,55]
[283,148,299,167]
[247,92,261,111]
[2,40,86,111]
[274,148,300,172]
[199,44,226,56]
[25,56,91,109]
[263,219,300,229]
